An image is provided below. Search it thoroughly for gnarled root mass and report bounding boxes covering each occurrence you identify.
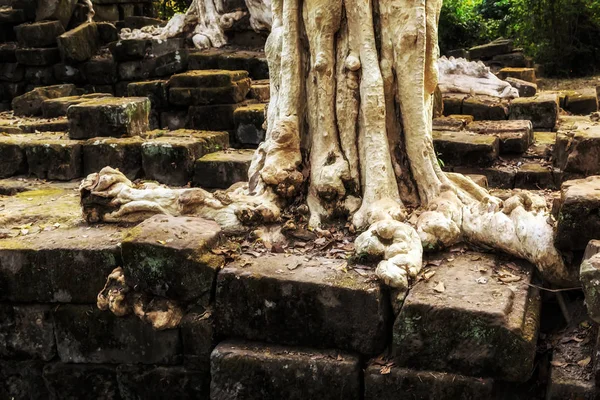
[85,0,575,302]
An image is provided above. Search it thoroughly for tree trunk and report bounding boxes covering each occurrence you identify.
[83,0,575,292]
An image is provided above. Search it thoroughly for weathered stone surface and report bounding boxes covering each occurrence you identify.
[68,97,150,139]
[23,137,82,180]
[564,90,599,115]
[492,52,530,68]
[11,118,69,133]
[432,116,468,132]
[3,81,26,99]
[515,163,557,190]
[14,21,64,48]
[555,177,600,251]
[0,136,26,178]
[462,95,508,120]
[43,363,121,399]
[122,215,223,304]
[36,0,78,27]
[117,15,165,31]
[211,340,361,400]
[364,365,494,400]
[234,103,266,145]
[506,77,537,97]
[193,149,253,189]
[42,93,111,118]
[466,119,532,153]
[169,83,251,106]
[216,253,390,355]
[188,49,269,80]
[498,67,536,83]
[117,365,209,400]
[180,308,214,370]
[142,130,229,186]
[442,95,465,116]
[0,360,49,400]
[188,104,240,131]
[57,22,100,64]
[54,305,181,364]
[527,131,555,159]
[0,225,124,303]
[249,79,270,102]
[0,62,24,82]
[82,58,118,85]
[0,304,55,361]
[25,66,57,85]
[117,50,188,81]
[509,93,559,129]
[581,241,600,323]
[161,109,188,130]
[93,3,118,21]
[53,63,85,84]
[392,252,540,381]
[454,166,516,189]
[111,38,184,62]
[83,83,114,95]
[83,136,143,179]
[433,131,499,167]
[127,79,168,109]
[96,21,118,43]
[469,39,513,60]
[0,7,25,23]
[11,83,76,116]
[0,42,17,63]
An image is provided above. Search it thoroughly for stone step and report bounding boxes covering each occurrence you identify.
[41,93,112,118]
[392,251,541,382]
[14,20,64,48]
[469,39,514,60]
[0,117,69,133]
[215,253,390,355]
[193,148,254,189]
[466,119,533,154]
[563,88,599,115]
[57,22,100,64]
[509,93,559,130]
[555,126,600,179]
[248,79,269,102]
[498,67,536,84]
[110,38,184,62]
[233,103,265,146]
[506,77,537,97]
[36,0,78,28]
[188,49,269,80]
[67,96,150,139]
[168,70,251,107]
[11,83,76,116]
[210,340,361,400]
[432,130,499,167]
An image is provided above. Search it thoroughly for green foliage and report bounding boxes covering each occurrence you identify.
[155,0,190,19]
[439,0,600,76]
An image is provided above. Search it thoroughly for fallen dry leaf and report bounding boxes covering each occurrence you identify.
[550,360,567,367]
[577,357,591,367]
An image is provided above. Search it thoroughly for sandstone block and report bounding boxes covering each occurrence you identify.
[43,363,120,399]
[110,38,184,62]
[96,21,118,43]
[41,93,111,118]
[0,42,17,63]
[454,166,516,189]
[442,93,465,115]
[581,241,600,323]
[188,49,269,80]
[11,83,75,116]
[193,149,253,189]
[462,95,508,120]
[564,90,599,115]
[248,79,270,102]
[0,304,55,361]
[53,63,85,83]
[0,7,25,23]
[432,131,499,167]
[25,66,57,86]
[509,93,559,130]
[0,361,48,400]
[82,58,118,85]
[117,365,209,400]
[14,21,64,47]
[68,97,150,139]
[233,103,266,145]
[127,79,169,109]
[23,137,82,180]
[117,49,188,80]
[188,104,240,131]
[54,305,181,364]
[466,119,533,153]
[122,215,223,305]
[506,77,537,97]
[492,52,530,68]
[57,22,100,63]
[93,3,118,21]
[36,0,78,27]
[0,62,24,82]
[498,67,536,83]
[83,136,143,179]
[392,252,540,381]
[469,39,513,60]
[215,253,390,355]
[210,340,361,400]
[180,309,214,370]
[0,136,26,178]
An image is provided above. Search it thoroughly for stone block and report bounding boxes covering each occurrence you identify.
[117,365,209,400]
[509,93,559,130]
[117,50,188,80]
[564,90,599,115]
[0,360,49,400]
[83,136,143,179]
[392,252,540,381]
[3,81,25,99]
[110,38,184,62]
[117,15,165,31]
[581,242,600,323]
[514,163,557,189]
[15,118,69,133]
[15,47,59,66]
[161,109,188,130]
[215,253,390,355]
[54,305,181,364]
[127,79,169,109]
[249,79,270,102]
[23,137,82,180]
[364,365,494,400]
[469,39,513,60]
[83,84,114,95]
[193,149,253,189]
[555,177,600,251]
[14,21,64,48]
[0,225,124,303]
[498,67,536,83]
[462,95,508,120]
[36,0,78,28]
[443,94,466,116]
[96,21,118,43]
[142,130,229,186]
[188,49,269,80]
[188,104,240,131]
[57,22,100,64]
[0,62,24,82]
[180,309,214,370]
[41,93,111,118]
[68,97,150,139]
[0,42,17,63]
[0,136,26,178]
[432,116,468,132]
[24,66,57,86]
[43,363,121,399]
[122,215,223,304]
[93,3,118,21]
[432,131,499,167]
[168,69,249,88]
[466,119,533,153]
[82,58,118,85]
[11,83,76,116]
[0,304,55,361]
[491,51,530,68]
[0,7,25,23]
[233,103,266,146]
[506,77,537,97]
[53,63,85,83]
[210,340,361,400]
[169,83,251,106]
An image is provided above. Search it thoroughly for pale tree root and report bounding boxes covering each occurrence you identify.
[97,267,184,330]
